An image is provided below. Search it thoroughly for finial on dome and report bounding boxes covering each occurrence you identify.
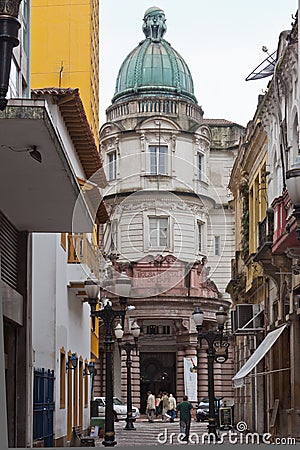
[142,6,167,41]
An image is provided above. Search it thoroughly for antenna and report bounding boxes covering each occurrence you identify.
[245,49,277,81]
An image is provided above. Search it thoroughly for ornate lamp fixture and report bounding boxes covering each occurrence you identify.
[192,305,229,438]
[84,270,133,447]
[0,0,22,110]
[116,320,140,430]
[83,361,97,377]
[66,353,78,371]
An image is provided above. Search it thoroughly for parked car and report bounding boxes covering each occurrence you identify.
[196,397,223,422]
[196,399,209,422]
[94,397,140,422]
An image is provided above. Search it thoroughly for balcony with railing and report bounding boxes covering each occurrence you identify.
[225,252,246,303]
[255,205,275,252]
[271,190,299,254]
[67,234,101,291]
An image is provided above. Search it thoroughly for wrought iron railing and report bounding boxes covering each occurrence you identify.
[257,213,274,249]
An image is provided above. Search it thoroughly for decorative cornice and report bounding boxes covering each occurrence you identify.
[110,198,207,216]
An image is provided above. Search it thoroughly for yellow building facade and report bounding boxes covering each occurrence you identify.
[31,0,100,146]
[31,6,104,441]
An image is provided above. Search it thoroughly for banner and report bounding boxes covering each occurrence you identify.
[183,357,197,402]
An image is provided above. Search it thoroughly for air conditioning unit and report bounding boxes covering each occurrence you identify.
[231,304,264,335]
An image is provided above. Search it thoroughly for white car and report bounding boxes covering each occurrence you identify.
[94,396,140,421]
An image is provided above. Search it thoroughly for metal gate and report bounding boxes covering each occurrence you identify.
[33,368,55,447]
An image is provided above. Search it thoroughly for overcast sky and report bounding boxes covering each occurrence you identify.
[100,0,297,127]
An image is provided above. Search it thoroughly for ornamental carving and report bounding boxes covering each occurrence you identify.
[292,262,300,275]
[140,133,146,151]
[194,137,208,152]
[122,117,138,130]
[115,199,206,215]
[0,0,21,17]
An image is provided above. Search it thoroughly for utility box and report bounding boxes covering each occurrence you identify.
[219,406,233,430]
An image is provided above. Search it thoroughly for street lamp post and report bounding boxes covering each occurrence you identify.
[117,321,140,430]
[192,306,229,438]
[84,271,132,447]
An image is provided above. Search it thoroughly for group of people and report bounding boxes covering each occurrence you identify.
[146,391,177,422]
[146,391,194,441]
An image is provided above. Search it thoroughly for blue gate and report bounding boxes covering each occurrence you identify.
[33,368,55,447]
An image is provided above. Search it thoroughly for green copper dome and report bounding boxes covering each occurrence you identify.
[112,7,197,104]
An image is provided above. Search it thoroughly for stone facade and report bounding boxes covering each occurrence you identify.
[95,7,244,412]
[227,13,300,439]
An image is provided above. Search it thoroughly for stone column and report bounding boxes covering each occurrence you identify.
[120,345,141,410]
[197,344,208,401]
[131,350,141,410]
[176,348,185,402]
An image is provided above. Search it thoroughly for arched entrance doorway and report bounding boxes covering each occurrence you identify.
[140,352,176,413]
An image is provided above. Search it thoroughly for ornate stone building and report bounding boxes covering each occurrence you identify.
[96,6,245,411]
[227,12,299,439]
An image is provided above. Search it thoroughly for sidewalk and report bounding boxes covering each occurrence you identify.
[94,417,232,446]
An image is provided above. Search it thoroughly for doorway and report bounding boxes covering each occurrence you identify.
[140,352,176,413]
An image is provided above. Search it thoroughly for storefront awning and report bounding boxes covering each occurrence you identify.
[232,324,287,388]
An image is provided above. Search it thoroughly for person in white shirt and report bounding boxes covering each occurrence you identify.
[168,393,177,422]
[146,391,155,422]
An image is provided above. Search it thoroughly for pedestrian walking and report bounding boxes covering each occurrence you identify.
[146,391,155,422]
[168,393,177,422]
[155,393,162,418]
[161,392,169,422]
[176,395,194,441]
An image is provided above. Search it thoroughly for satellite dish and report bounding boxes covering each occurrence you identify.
[245,50,277,81]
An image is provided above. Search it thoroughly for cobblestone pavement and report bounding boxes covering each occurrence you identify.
[94,418,231,447]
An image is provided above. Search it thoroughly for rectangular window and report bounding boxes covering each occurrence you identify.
[149,217,168,248]
[147,325,157,334]
[214,236,220,256]
[108,151,116,180]
[197,222,203,253]
[197,153,203,180]
[149,145,168,175]
[110,219,118,253]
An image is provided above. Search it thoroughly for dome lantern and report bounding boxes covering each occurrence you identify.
[112,6,197,105]
[142,6,167,42]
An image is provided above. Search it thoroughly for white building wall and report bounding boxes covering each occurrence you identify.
[207,209,235,300]
[108,192,210,263]
[103,122,236,299]
[32,233,91,440]
[103,128,210,200]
